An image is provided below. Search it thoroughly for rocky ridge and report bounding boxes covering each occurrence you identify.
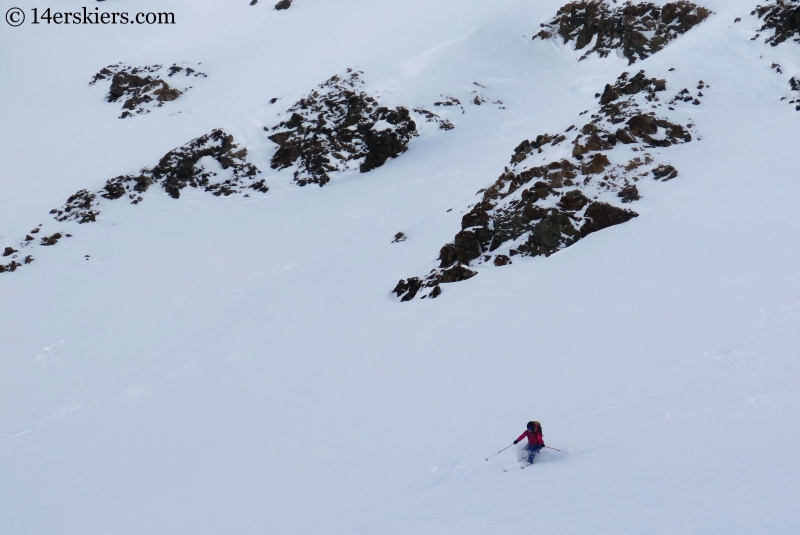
[393,70,705,301]
[533,1,712,64]
[1,130,263,274]
[2,68,465,275]
[90,63,207,119]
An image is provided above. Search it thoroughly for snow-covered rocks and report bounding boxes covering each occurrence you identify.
[267,70,421,186]
[752,0,800,46]
[0,130,263,274]
[89,63,207,119]
[534,1,712,64]
[749,2,800,111]
[50,128,264,218]
[789,76,800,110]
[393,70,703,301]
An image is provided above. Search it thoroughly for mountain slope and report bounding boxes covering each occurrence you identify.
[1,1,799,534]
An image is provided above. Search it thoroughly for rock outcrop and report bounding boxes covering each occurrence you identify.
[2,130,263,275]
[266,70,421,186]
[534,1,712,64]
[752,1,800,46]
[393,70,704,301]
[790,76,800,111]
[90,63,207,118]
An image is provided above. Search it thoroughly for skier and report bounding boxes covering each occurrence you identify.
[513,421,544,464]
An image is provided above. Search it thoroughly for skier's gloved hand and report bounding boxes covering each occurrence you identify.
[513,440,519,445]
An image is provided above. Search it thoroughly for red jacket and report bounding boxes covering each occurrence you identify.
[516,429,544,446]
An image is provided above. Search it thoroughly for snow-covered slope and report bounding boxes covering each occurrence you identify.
[2,1,799,533]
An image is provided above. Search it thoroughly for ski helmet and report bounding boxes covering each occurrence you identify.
[527,421,537,431]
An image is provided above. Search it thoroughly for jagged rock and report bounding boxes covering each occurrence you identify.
[753,1,800,46]
[494,255,512,266]
[392,263,477,301]
[394,69,698,300]
[0,261,21,273]
[435,264,478,283]
[52,190,99,223]
[274,0,293,9]
[47,129,264,232]
[1,130,266,277]
[267,70,418,186]
[23,255,34,265]
[580,202,639,236]
[413,108,455,131]
[534,1,712,64]
[618,185,641,203]
[434,96,462,108]
[653,164,679,180]
[582,153,611,175]
[393,277,423,301]
[392,232,408,243]
[149,130,262,198]
[89,63,207,118]
[581,72,696,151]
[519,211,581,256]
[40,233,62,246]
[3,247,16,257]
[787,77,800,111]
[558,189,590,211]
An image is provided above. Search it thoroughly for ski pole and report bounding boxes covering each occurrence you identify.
[545,446,568,454]
[486,443,514,461]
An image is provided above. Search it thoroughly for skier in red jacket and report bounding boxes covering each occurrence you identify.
[514,421,544,464]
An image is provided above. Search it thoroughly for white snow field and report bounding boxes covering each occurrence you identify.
[2,0,800,533]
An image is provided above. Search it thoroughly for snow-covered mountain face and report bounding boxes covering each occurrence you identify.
[2,0,799,533]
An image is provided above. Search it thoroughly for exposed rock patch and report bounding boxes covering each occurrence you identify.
[54,190,99,223]
[2,130,263,275]
[266,70,420,186]
[48,129,263,222]
[90,63,207,118]
[790,76,800,110]
[0,261,21,273]
[394,70,703,300]
[470,84,506,110]
[534,1,712,64]
[413,108,455,131]
[752,1,800,46]
[773,65,800,110]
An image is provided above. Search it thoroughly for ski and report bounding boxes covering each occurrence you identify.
[503,464,532,472]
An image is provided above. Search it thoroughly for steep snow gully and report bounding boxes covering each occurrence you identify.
[1,1,799,534]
